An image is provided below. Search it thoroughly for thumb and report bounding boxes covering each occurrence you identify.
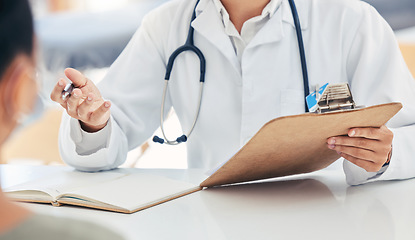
[64,68,87,88]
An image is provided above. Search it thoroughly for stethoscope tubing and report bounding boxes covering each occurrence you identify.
[288,0,310,112]
[154,0,309,145]
[159,80,204,145]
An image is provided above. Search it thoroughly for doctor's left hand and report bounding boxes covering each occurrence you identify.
[326,125,393,172]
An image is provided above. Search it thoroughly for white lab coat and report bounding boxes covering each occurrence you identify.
[59,0,415,185]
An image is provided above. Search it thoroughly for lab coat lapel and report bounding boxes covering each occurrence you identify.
[191,0,241,74]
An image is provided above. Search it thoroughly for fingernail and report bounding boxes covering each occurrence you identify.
[73,92,78,97]
[328,138,336,144]
[58,80,64,86]
[349,130,356,136]
[87,96,93,101]
[104,102,110,108]
[328,144,335,149]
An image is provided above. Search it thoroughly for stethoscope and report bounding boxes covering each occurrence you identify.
[153,0,309,145]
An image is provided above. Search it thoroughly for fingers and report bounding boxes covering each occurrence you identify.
[328,143,377,162]
[51,68,102,108]
[327,136,391,163]
[77,100,110,124]
[64,68,102,99]
[90,101,111,123]
[340,152,384,172]
[79,101,111,132]
[65,68,87,88]
[50,68,110,132]
[64,90,111,131]
[329,127,393,156]
[66,88,83,118]
[50,78,68,105]
[347,126,393,141]
[327,126,393,172]
[327,136,385,154]
[77,93,95,119]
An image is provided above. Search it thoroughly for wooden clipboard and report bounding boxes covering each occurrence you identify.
[200,102,402,187]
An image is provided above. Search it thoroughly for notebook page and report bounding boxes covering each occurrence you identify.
[5,170,125,200]
[63,173,200,211]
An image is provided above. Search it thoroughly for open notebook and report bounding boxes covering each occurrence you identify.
[5,170,201,214]
[5,102,402,213]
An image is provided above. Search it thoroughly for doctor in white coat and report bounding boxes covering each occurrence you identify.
[51,0,415,185]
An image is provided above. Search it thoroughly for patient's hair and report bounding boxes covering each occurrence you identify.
[0,0,34,80]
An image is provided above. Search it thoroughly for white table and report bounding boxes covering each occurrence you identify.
[1,164,415,240]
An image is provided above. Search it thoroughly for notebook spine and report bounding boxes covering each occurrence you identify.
[51,201,62,207]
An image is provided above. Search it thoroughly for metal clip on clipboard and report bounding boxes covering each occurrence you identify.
[315,83,356,113]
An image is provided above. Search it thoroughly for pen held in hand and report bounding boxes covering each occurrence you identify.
[62,83,75,100]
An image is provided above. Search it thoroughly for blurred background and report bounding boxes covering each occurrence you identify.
[1,0,414,169]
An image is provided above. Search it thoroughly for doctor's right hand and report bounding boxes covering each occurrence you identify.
[50,68,111,133]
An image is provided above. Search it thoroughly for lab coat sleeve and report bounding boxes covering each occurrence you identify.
[59,12,172,171]
[59,114,128,171]
[67,116,110,155]
[343,3,415,185]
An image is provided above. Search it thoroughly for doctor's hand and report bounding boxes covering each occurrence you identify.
[326,125,393,172]
[50,68,111,133]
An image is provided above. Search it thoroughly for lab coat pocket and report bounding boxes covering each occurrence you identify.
[280,89,306,117]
